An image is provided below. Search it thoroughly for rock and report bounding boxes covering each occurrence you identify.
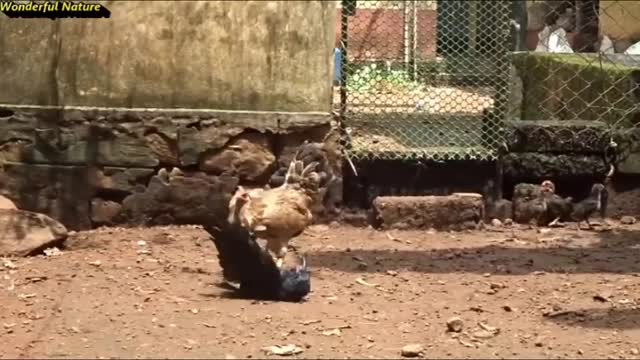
[372,193,484,231]
[506,120,609,153]
[620,215,636,225]
[199,132,275,182]
[177,120,245,167]
[0,195,17,210]
[504,218,513,226]
[0,208,68,256]
[1,162,91,230]
[120,171,238,226]
[91,199,123,225]
[491,218,503,227]
[446,317,464,333]
[17,122,162,168]
[143,131,178,166]
[89,167,155,194]
[401,344,424,358]
[503,153,608,180]
[630,348,639,356]
[486,199,513,221]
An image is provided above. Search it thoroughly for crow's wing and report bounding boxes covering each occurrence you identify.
[204,221,283,299]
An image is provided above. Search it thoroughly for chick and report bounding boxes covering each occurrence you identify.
[540,180,573,227]
[570,183,606,229]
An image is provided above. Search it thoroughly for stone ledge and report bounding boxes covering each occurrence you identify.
[503,152,608,180]
[372,193,485,231]
[505,120,610,153]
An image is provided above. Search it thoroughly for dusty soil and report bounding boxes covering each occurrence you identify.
[1,222,640,359]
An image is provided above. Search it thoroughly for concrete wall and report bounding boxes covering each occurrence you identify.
[0,0,336,112]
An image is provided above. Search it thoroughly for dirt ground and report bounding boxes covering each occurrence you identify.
[1,221,640,359]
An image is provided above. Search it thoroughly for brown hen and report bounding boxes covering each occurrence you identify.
[228,158,320,268]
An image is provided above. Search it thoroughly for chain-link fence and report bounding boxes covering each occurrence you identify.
[513,0,640,171]
[336,0,513,161]
[335,0,640,165]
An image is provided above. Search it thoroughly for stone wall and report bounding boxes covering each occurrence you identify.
[0,1,341,230]
[0,107,341,230]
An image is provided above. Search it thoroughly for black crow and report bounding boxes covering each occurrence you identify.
[204,221,310,302]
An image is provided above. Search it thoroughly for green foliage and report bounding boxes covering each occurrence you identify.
[346,63,426,95]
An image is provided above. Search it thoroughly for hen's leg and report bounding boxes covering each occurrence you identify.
[275,245,288,269]
[548,216,560,227]
[266,240,287,268]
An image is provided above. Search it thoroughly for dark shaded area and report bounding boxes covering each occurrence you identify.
[503,175,603,202]
[0,107,14,118]
[309,243,640,275]
[544,307,640,330]
[342,159,496,209]
[593,227,640,249]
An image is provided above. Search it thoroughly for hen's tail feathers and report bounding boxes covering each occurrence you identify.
[283,160,319,186]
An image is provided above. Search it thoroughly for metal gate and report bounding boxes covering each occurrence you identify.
[336,0,513,161]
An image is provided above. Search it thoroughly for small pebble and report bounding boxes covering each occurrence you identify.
[401,344,424,358]
[446,317,464,333]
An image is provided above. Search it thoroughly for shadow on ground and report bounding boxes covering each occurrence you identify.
[543,307,640,330]
[309,245,640,275]
[593,227,640,248]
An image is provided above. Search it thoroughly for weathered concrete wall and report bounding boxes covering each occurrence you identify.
[0,0,336,112]
[0,1,342,231]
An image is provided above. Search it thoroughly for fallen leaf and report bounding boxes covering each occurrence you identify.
[356,278,378,287]
[300,319,322,326]
[478,321,499,334]
[261,344,304,356]
[322,328,342,336]
[385,232,402,242]
[458,338,475,348]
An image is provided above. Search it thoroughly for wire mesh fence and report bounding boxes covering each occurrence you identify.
[336,0,513,161]
[335,0,640,165]
[517,0,640,160]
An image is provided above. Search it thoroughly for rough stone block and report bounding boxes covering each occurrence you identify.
[0,162,91,230]
[199,132,276,182]
[372,193,485,230]
[177,119,245,166]
[89,167,155,194]
[503,152,608,180]
[120,171,239,226]
[486,199,513,221]
[0,208,68,257]
[0,108,178,167]
[506,120,610,153]
[91,198,123,225]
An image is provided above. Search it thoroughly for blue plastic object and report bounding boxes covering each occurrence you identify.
[334,48,342,84]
